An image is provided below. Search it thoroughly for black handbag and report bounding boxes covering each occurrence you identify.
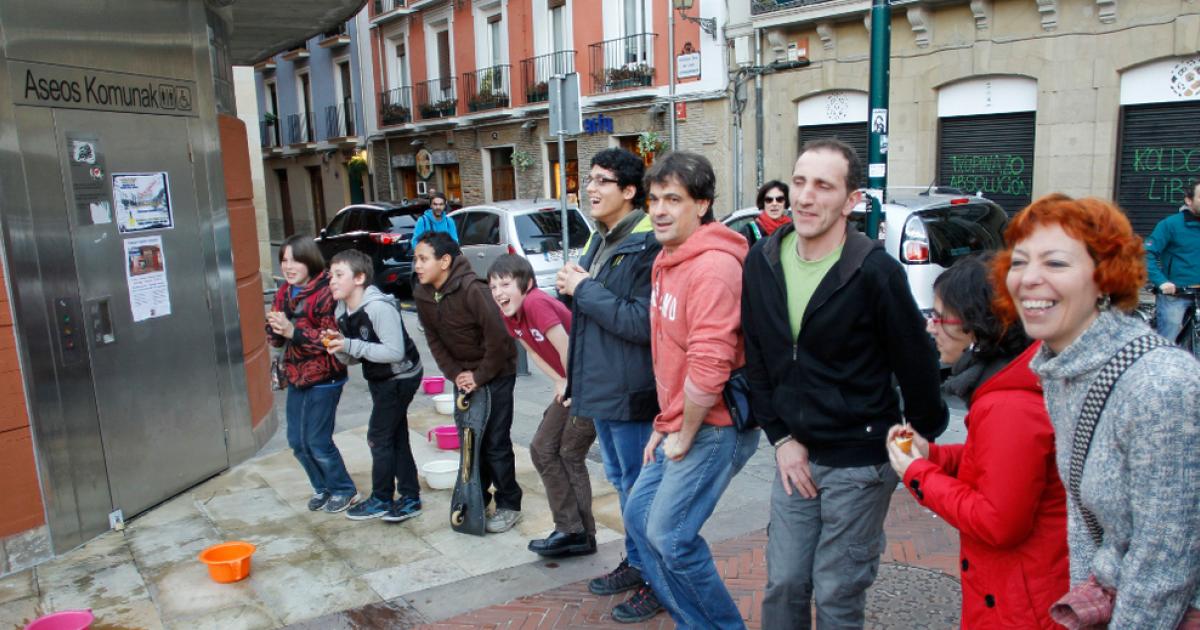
[722,367,757,431]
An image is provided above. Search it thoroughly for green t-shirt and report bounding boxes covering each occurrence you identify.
[781,231,843,340]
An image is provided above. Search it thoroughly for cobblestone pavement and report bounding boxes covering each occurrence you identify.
[303,488,962,629]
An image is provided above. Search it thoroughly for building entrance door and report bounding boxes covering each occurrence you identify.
[24,108,230,545]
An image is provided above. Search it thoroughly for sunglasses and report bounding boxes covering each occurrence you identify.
[765,195,787,203]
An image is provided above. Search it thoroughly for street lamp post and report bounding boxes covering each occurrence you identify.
[865,0,891,239]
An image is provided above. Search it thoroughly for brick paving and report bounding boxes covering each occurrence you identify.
[420,489,961,629]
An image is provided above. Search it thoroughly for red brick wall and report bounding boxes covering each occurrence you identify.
[218,114,272,429]
[0,274,46,537]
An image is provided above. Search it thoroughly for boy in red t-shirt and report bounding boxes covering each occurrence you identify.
[488,254,598,557]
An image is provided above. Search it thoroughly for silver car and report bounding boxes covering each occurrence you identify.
[449,200,594,294]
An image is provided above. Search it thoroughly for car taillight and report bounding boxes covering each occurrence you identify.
[369,233,403,245]
[507,244,517,255]
[900,216,930,264]
[950,197,970,205]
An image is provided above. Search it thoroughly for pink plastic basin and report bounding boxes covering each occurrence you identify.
[26,610,94,630]
[421,376,445,395]
[427,425,460,450]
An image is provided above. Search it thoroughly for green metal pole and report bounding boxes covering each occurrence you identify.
[865,0,891,239]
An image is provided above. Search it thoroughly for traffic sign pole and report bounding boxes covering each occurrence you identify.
[866,0,891,239]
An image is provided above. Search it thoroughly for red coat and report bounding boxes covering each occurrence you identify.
[904,342,1069,628]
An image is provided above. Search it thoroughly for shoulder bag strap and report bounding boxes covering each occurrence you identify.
[1069,334,1168,547]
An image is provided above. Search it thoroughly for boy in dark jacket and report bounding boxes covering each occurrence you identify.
[325,250,425,523]
[556,148,664,622]
[742,139,947,628]
[413,231,522,533]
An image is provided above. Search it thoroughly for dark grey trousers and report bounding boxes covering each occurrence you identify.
[762,461,897,629]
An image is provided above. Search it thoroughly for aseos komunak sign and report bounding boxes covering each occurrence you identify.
[11,61,197,117]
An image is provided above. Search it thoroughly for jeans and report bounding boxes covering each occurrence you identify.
[476,374,522,511]
[366,374,422,502]
[762,462,897,630]
[530,400,597,534]
[624,425,760,629]
[1157,293,1192,344]
[593,418,655,570]
[286,382,356,496]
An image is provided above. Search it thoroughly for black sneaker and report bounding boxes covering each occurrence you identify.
[323,492,360,513]
[345,496,392,520]
[306,492,330,512]
[381,496,422,523]
[611,584,663,624]
[588,558,643,595]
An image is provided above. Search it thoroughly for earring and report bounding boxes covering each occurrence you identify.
[1097,294,1112,311]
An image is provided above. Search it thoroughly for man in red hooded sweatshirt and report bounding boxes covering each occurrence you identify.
[622,151,761,628]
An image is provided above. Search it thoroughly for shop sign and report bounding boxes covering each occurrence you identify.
[431,150,459,165]
[677,53,701,79]
[583,114,614,135]
[12,61,196,117]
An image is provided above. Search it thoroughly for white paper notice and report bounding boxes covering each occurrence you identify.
[112,172,173,232]
[123,235,171,322]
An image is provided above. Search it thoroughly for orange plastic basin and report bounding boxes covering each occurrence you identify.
[198,541,256,583]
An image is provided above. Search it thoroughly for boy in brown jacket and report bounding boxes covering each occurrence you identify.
[413,231,522,532]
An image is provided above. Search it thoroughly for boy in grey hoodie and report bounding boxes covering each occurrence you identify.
[325,250,425,522]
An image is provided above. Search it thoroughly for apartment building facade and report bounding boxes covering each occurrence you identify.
[362,0,734,213]
[729,0,1200,232]
[254,14,370,241]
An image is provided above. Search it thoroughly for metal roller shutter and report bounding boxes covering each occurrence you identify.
[798,122,869,170]
[938,112,1035,215]
[1114,101,1200,235]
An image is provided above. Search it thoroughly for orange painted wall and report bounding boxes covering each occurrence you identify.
[574,0,603,90]
[0,273,44,537]
[508,0,534,105]
[452,4,475,116]
[217,114,272,430]
[409,13,428,86]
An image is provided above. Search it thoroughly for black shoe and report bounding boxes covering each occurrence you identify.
[588,558,643,595]
[528,531,597,557]
[307,492,330,512]
[611,584,664,624]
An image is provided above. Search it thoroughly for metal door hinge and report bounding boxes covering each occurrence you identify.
[109,509,125,531]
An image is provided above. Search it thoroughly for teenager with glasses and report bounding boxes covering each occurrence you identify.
[886,253,1069,628]
[739,180,791,246]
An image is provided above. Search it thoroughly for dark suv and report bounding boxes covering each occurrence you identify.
[314,199,459,296]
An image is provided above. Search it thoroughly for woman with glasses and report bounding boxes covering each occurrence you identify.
[885,253,1069,628]
[739,180,791,246]
[995,195,1200,629]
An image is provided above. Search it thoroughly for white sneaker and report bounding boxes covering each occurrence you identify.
[485,508,521,533]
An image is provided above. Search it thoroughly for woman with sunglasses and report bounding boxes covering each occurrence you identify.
[994,194,1200,629]
[886,253,1069,628]
[739,180,791,246]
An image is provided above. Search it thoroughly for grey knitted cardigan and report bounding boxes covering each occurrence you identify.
[1031,310,1200,628]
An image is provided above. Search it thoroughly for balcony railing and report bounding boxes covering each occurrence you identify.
[463,64,511,112]
[260,119,281,149]
[325,100,357,138]
[414,77,458,120]
[379,87,412,126]
[373,0,405,15]
[588,33,657,95]
[286,112,315,144]
[520,50,576,104]
[751,0,839,15]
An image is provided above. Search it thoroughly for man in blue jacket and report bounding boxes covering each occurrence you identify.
[411,192,458,243]
[556,148,664,624]
[1146,178,1200,343]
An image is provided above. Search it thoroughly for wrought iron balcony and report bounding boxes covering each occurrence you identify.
[379,87,412,126]
[520,50,575,104]
[414,77,459,120]
[259,119,281,149]
[463,64,511,112]
[325,100,357,139]
[751,0,841,15]
[285,112,315,145]
[588,33,657,95]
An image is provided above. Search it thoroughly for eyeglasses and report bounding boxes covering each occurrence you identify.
[926,313,963,328]
[764,195,787,203]
[583,175,620,187]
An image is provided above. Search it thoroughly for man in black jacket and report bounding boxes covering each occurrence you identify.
[743,139,947,628]
[556,148,664,623]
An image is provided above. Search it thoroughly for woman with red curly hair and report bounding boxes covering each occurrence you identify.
[996,194,1200,629]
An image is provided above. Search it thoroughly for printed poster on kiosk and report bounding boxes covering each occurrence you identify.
[112,172,173,232]
[123,235,171,322]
